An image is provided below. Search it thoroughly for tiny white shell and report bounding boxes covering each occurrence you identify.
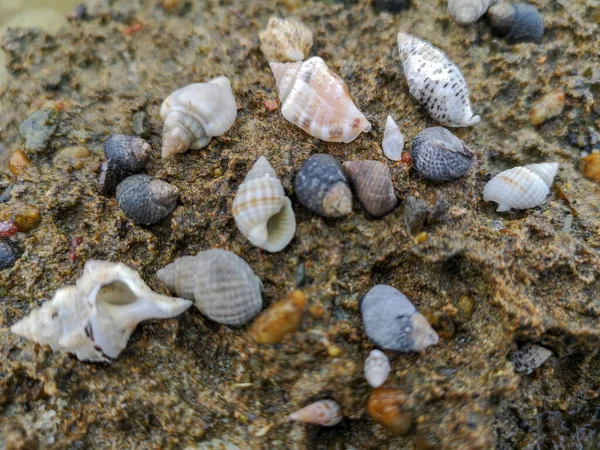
[259,16,313,62]
[288,400,343,426]
[382,116,405,161]
[270,57,371,143]
[232,156,296,252]
[364,349,391,388]
[448,0,497,25]
[160,76,237,158]
[512,344,552,374]
[483,162,558,212]
[10,260,192,362]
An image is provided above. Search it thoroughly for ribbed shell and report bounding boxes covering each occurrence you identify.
[232,156,296,252]
[156,249,263,326]
[397,33,480,127]
[448,0,496,25]
[103,134,151,172]
[483,162,558,212]
[410,127,475,181]
[259,17,313,62]
[294,154,352,218]
[160,76,237,158]
[364,349,391,388]
[116,174,179,225]
[361,284,439,352]
[512,344,552,374]
[382,116,405,162]
[342,160,397,217]
[270,57,371,143]
[488,3,544,43]
[289,400,343,426]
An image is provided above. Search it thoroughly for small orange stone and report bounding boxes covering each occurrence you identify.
[250,290,307,344]
[308,304,325,319]
[9,151,31,176]
[367,387,412,436]
[400,152,411,165]
[123,23,143,35]
[529,91,566,125]
[264,99,278,112]
[580,153,600,182]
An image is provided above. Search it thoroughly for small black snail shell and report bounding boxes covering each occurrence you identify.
[487,3,544,43]
[294,154,352,218]
[116,175,179,225]
[409,127,475,182]
[0,240,21,270]
[99,135,152,195]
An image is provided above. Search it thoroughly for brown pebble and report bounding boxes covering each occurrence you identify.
[264,99,278,112]
[327,344,342,357]
[580,153,600,182]
[367,387,412,436]
[429,311,456,341]
[250,290,307,344]
[8,151,30,176]
[308,304,325,319]
[0,204,41,232]
[529,92,565,125]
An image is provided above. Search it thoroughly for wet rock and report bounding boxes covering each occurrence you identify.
[132,111,148,137]
[0,186,13,203]
[0,240,21,270]
[19,107,59,154]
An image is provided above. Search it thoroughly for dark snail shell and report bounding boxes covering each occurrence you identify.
[487,3,544,43]
[342,160,397,218]
[0,240,21,270]
[116,175,179,225]
[99,135,152,195]
[294,154,352,218]
[409,127,475,181]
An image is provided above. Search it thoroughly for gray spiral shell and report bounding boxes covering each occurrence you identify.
[116,174,179,225]
[410,127,475,181]
[342,160,397,218]
[487,3,544,43]
[157,249,263,326]
[0,240,20,270]
[294,154,352,218]
[99,135,152,194]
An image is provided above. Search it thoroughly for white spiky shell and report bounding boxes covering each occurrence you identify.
[10,260,192,362]
[364,349,391,388]
[232,156,296,252]
[382,116,405,161]
[157,249,263,326]
[396,33,480,127]
[288,400,343,426]
[512,344,552,374]
[483,162,558,212]
[270,57,371,143]
[259,16,313,62]
[448,0,496,25]
[160,76,237,158]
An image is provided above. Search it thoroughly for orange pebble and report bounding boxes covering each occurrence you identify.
[264,99,278,112]
[580,153,600,182]
[9,151,30,176]
[367,387,412,436]
[250,290,307,344]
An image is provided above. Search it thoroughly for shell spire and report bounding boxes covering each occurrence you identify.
[382,116,405,161]
[448,0,496,25]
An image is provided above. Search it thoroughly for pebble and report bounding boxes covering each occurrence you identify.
[8,150,31,176]
[264,99,278,112]
[0,240,21,270]
[19,107,59,154]
[580,152,600,182]
[250,290,307,344]
[367,387,412,436]
[0,204,41,232]
[0,221,17,238]
[529,92,566,125]
[132,111,148,137]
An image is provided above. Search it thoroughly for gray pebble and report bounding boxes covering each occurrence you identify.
[0,241,21,271]
[19,108,59,154]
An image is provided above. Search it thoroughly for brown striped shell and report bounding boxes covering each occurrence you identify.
[342,160,397,217]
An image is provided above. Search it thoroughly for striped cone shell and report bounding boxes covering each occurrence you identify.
[342,160,397,217]
[157,249,263,326]
[270,57,371,143]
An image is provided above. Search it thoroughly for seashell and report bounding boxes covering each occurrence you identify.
[448,0,496,25]
[361,284,439,352]
[512,344,552,374]
[288,400,343,426]
[397,33,480,127]
[160,76,237,158]
[250,289,306,344]
[487,3,544,43]
[580,152,600,183]
[382,116,405,162]
[409,127,475,181]
[0,221,18,239]
[483,162,558,212]
[9,150,30,176]
[232,156,296,252]
[270,57,371,143]
[529,92,565,126]
[367,387,412,436]
[0,240,21,270]
[342,160,397,217]
[259,17,313,63]
[294,154,352,218]
[116,174,179,225]
[157,249,263,326]
[104,135,151,172]
[10,260,192,362]
[364,349,391,388]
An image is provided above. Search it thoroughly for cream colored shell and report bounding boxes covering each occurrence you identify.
[160,76,237,158]
[232,156,296,252]
[10,260,192,362]
[259,16,313,62]
[382,116,405,161]
[270,57,371,143]
[364,349,391,388]
[483,162,558,212]
[288,400,343,426]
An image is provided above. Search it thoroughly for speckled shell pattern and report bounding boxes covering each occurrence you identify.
[116,174,179,225]
[397,33,480,127]
[270,57,372,143]
[160,76,237,158]
[289,400,343,426]
[232,156,296,252]
[512,344,552,374]
[294,154,353,218]
[364,349,391,388]
[259,16,313,62]
[342,160,398,217]
[361,284,439,353]
[483,162,558,212]
[157,249,263,326]
[487,3,544,43]
[448,0,496,25]
[410,127,475,181]
[382,116,405,162]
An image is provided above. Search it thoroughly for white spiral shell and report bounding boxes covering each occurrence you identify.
[232,156,296,252]
[396,33,480,127]
[160,76,237,158]
[10,260,192,362]
[382,116,405,161]
[483,162,558,212]
[448,0,496,25]
[364,349,391,388]
[270,57,371,143]
[288,400,343,426]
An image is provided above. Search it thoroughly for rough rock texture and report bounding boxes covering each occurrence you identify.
[0,0,599,449]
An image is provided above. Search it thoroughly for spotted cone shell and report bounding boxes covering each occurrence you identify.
[289,400,343,426]
[343,160,397,217]
[512,344,552,374]
[232,156,296,252]
[397,33,480,127]
[483,162,558,212]
[157,249,263,326]
[448,0,496,25]
[270,57,371,143]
